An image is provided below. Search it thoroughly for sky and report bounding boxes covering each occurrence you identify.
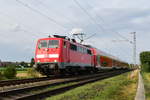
[0,0,150,64]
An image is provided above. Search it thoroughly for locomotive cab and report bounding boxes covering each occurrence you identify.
[35,38,62,75]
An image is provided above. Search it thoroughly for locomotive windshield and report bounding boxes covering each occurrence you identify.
[38,40,59,48]
[48,40,59,48]
[39,40,47,48]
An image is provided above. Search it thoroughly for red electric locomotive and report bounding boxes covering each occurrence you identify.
[34,35,128,76]
[34,35,95,75]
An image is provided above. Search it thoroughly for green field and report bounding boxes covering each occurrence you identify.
[142,72,150,100]
[46,70,138,100]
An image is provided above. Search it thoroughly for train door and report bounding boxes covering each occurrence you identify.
[66,42,70,63]
[63,41,70,63]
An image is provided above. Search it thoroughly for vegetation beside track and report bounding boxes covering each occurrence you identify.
[17,68,43,78]
[142,72,150,100]
[0,67,42,80]
[30,82,78,94]
[46,70,138,100]
[140,51,150,100]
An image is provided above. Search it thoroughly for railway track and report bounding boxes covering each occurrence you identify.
[0,70,110,87]
[0,76,57,87]
[0,69,131,100]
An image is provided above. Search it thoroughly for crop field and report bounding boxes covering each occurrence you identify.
[46,70,138,100]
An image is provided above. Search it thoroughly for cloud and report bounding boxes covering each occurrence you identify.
[0,0,149,64]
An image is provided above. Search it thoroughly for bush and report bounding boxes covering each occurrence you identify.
[30,58,35,67]
[3,67,17,79]
[140,51,150,72]
[140,51,150,65]
[141,64,150,72]
[0,71,3,80]
[27,68,40,78]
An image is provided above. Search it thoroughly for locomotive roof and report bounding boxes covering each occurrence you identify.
[38,37,91,49]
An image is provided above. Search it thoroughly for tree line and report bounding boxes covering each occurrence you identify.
[140,51,150,72]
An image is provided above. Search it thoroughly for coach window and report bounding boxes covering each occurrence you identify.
[83,48,87,53]
[70,44,77,51]
[82,48,85,53]
[83,48,85,53]
[64,41,66,48]
[79,46,82,53]
[80,47,83,53]
[97,56,100,65]
[77,46,80,52]
[85,48,87,53]
[79,47,82,53]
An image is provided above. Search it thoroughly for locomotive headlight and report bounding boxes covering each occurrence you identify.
[54,60,57,62]
[37,60,40,62]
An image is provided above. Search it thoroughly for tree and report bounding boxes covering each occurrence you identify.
[30,58,35,67]
[140,51,150,65]
[140,51,150,72]
[20,61,28,67]
[3,66,17,79]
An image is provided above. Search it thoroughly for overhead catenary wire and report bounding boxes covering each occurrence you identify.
[84,1,132,43]
[73,0,131,61]
[84,33,96,40]
[73,0,106,34]
[73,0,128,44]
[15,0,68,32]
[35,0,98,39]
[73,0,125,47]
[0,10,41,38]
[73,0,107,40]
[35,0,79,29]
[74,0,132,43]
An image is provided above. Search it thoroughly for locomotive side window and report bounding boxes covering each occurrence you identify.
[48,40,59,48]
[87,49,92,55]
[38,40,48,48]
[84,48,87,53]
[64,41,66,48]
[70,44,77,51]
[80,47,83,53]
[77,46,82,52]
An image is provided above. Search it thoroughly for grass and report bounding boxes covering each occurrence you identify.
[30,82,78,94]
[16,68,43,79]
[142,72,150,100]
[46,70,138,100]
